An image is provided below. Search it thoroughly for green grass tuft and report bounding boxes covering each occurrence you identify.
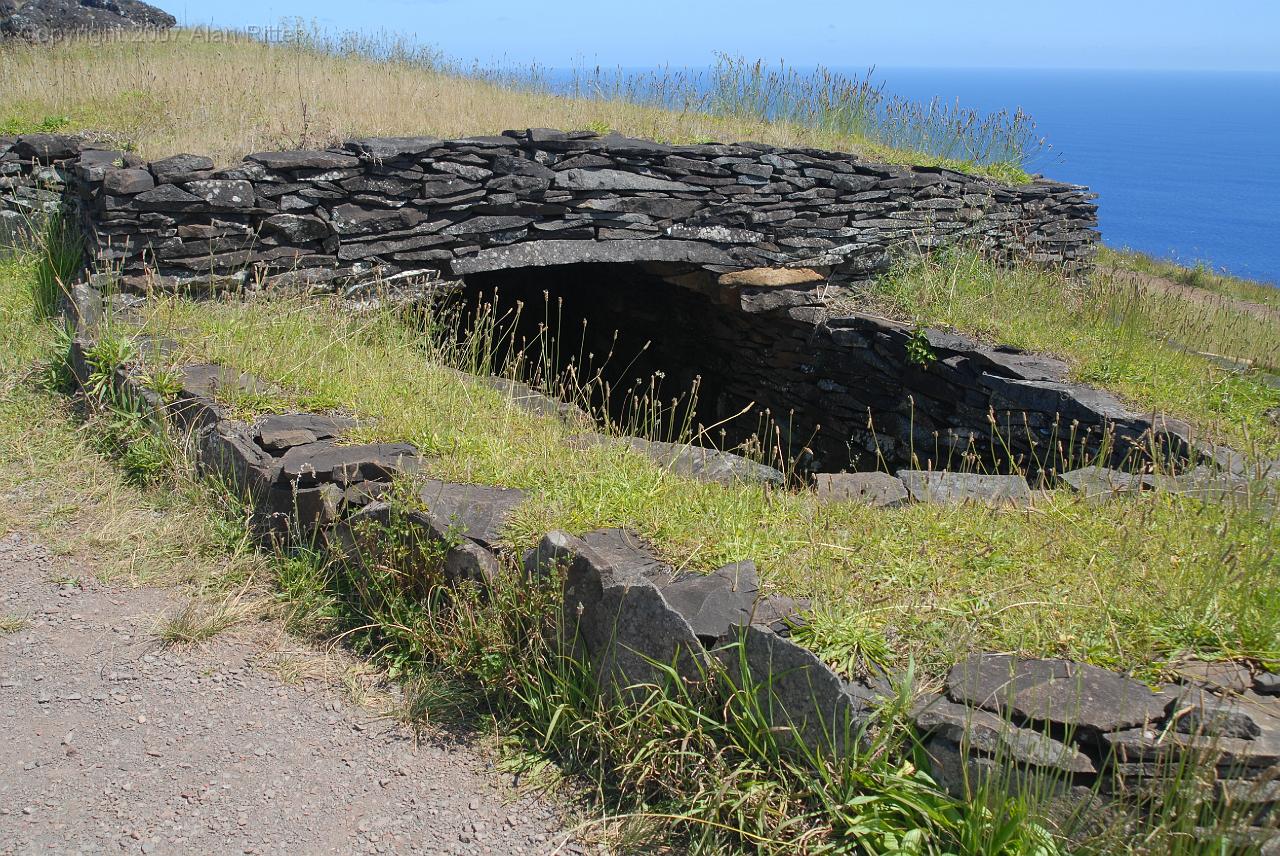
[867,249,1280,456]
[0,614,30,635]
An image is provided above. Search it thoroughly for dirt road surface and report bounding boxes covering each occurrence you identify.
[0,531,586,856]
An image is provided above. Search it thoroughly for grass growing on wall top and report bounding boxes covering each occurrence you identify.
[0,27,1036,180]
[867,249,1280,457]
[129,268,1280,681]
[1099,246,1280,310]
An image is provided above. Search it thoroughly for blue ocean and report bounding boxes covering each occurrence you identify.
[834,68,1280,286]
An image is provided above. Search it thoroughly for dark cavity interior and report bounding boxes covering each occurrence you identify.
[450,262,922,477]
[448,262,1088,477]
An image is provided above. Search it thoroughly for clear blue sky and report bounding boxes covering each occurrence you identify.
[174,1,1280,72]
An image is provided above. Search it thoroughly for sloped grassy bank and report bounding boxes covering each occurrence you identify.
[0,29,1039,180]
[130,279,1280,680]
[11,221,1280,853]
[35,255,1280,856]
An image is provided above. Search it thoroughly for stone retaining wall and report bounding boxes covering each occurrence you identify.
[2,130,1097,293]
[56,274,1280,849]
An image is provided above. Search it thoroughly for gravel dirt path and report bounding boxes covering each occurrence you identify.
[0,531,586,856]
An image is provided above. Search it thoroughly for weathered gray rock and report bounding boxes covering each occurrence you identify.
[164,363,274,432]
[1151,465,1252,503]
[560,533,708,693]
[416,479,527,550]
[1058,465,1150,499]
[914,694,1095,773]
[11,133,79,161]
[60,281,102,331]
[569,434,784,487]
[716,624,869,755]
[553,168,701,193]
[1103,722,1280,772]
[149,153,215,184]
[947,654,1169,734]
[470,375,592,426]
[328,203,419,236]
[578,527,672,582]
[247,150,360,171]
[262,213,328,242]
[344,136,441,160]
[197,421,280,501]
[659,561,760,642]
[1,0,175,38]
[814,472,909,507]
[1170,659,1254,694]
[254,413,355,452]
[898,471,1033,507]
[451,239,735,274]
[178,363,276,400]
[1169,687,1264,740]
[277,441,419,487]
[522,530,582,578]
[101,167,154,196]
[131,184,203,212]
[183,179,255,209]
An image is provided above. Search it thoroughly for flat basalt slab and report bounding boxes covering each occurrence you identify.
[579,527,673,582]
[947,653,1170,734]
[1150,465,1252,503]
[255,413,358,453]
[180,363,278,400]
[1058,465,1151,499]
[1168,687,1265,740]
[570,434,784,487]
[277,441,419,486]
[716,624,870,756]
[416,478,527,550]
[1103,721,1280,771]
[898,471,1033,507]
[558,532,708,692]
[913,694,1096,774]
[451,239,735,275]
[659,561,761,642]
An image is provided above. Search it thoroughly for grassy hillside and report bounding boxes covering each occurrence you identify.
[0,28,1034,179]
[105,266,1275,681]
[3,31,1278,847]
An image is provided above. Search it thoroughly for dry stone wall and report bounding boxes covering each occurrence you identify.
[1,129,1097,294]
[0,132,1242,474]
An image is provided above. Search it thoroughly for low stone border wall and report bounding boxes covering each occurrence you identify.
[57,275,1280,848]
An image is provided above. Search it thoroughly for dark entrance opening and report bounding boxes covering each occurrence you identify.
[450,263,823,474]
[444,260,1110,479]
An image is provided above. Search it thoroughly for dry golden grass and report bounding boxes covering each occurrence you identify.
[0,251,273,589]
[1,30,956,167]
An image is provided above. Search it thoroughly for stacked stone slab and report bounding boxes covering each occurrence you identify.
[0,130,1097,295]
